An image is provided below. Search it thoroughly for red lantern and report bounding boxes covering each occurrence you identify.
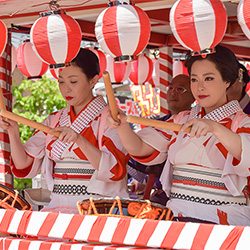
[50,68,59,79]
[85,47,107,79]
[129,54,153,85]
[95,2,151,62]
[106,54,131,83]
[238,0,250,41]
[0,20,7,57]
[30,10,82,68]
[148,59,160,88]
[16,41,49,79]
[170,0,227,56]
[173,60,188,77]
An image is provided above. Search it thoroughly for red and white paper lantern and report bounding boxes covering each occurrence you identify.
[238,0,250,41]
[30,10,82,68]
[106,54,131,83]
[16,41,49,79]
[170,0,227,55]
[0,20,7,57]
[85,47,107,79]
[148,59,160,88]
[129,54,153,85]
[50,68,59,79]
[173,60,188,77]
[95,3,151,62]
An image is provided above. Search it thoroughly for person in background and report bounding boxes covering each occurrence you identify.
[107,45,250,225]
[227,62,250,114]
[128,74,195,205]
[0,48,130,214]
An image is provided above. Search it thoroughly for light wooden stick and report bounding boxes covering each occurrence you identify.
[0,87,5,110]
[0,109,60,137]
[102,71,119,122]
[126,115,191,133]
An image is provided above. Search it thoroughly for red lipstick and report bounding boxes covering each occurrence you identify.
[198,95,208,99]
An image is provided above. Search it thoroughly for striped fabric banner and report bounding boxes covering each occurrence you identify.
[159,46,173,116]
[0,30,12,187]
[0,209,249,249]
[0,237,150,249]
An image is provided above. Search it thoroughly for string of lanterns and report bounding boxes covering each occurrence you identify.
[1,0,250,84]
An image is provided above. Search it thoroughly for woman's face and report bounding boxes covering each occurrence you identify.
[190,60,230,114]
[58,64,97,115]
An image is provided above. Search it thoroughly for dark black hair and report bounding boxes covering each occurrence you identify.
[71,48,100,80]
[238,62,250,94]
[185,45,239,88]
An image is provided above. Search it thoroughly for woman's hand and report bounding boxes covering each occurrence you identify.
[181,118,217,138]
[106,109,128,129]
[0,116,19,132]
[50,126,80,144]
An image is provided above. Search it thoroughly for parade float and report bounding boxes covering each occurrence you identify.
[0,0,250,249]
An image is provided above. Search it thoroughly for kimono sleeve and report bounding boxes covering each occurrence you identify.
[131,126,170,165]
[96,124,130,182]
[222,115,250,196]
[11,115,54,179]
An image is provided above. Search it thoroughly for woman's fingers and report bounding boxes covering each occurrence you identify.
[181,118,211,138]
[51,127,78,143]
[181,119,193,132]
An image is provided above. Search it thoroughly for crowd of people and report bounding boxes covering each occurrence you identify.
[1,45,250,226]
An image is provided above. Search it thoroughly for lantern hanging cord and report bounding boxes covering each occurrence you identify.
[10,2,52,16]
[10,0,93,17]
[58,0,94,8]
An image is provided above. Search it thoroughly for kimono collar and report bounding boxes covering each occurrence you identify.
[189,100,242,122]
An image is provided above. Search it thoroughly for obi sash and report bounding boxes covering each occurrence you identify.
[170,163,247,206]
[52,159,96,196]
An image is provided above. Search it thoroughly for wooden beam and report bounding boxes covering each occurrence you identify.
[226,22,244,36]
[76,19,96,38]
[145,9,170,25]
[220,43,250,59]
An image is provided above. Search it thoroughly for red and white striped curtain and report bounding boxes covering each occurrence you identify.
[159,46,173,116]
[0,30,13,187]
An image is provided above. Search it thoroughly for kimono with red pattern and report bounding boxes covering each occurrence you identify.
[11,96,130,213]
[133,100,250,225]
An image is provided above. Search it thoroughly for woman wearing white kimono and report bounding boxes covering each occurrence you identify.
[0,48,130,213]
[107,45,250,225]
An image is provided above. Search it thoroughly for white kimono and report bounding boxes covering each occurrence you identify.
[134,101,250,225]
[12,96,129,213]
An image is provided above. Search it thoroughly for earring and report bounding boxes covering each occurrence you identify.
[239,68,244,83]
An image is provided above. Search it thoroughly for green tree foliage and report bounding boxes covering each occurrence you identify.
[13,75,67,191]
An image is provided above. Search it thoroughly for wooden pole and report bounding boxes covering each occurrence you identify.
[0,109,60,137]
[0,87,5,110]
[102,71,119,122]
[126,115,191,133]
